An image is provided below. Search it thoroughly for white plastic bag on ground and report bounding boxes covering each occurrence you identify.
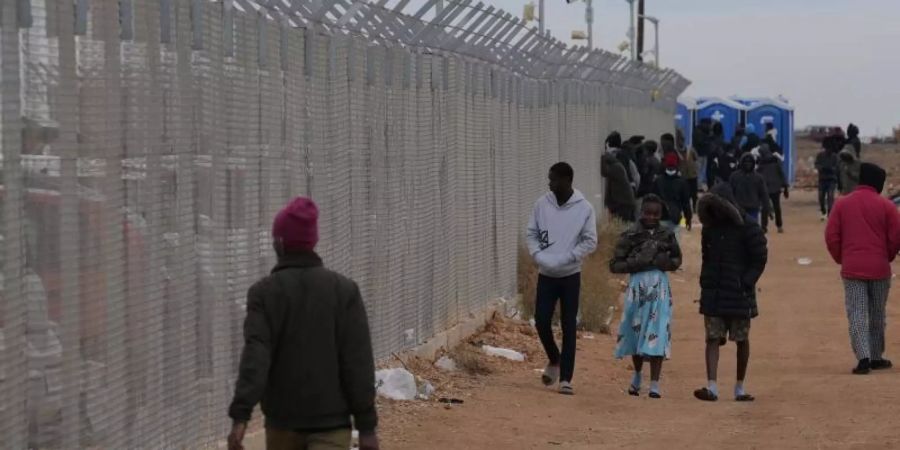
[434,356,457,372]
[375,368,417,401]
[482,345,526,362]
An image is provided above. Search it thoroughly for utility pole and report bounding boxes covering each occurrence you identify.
[625,0,636,60]
[637,0,645,62]
[539,0,545,34]
[639,14,660,67]
[586,0,594,49]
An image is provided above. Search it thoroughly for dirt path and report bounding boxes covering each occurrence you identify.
[380,191,900,449]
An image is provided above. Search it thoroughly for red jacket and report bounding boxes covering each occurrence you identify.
[825,186,900,280]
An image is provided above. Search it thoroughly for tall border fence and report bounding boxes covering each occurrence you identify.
[0,0,689,447]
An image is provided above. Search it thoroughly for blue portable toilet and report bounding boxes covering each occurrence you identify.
[695,97,747,143]
[675,97,697,148]
[741,97,796,184]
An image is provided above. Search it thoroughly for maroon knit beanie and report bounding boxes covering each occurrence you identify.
[272,197,319,252]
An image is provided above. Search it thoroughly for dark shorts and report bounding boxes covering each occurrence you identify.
[705,316,751,345]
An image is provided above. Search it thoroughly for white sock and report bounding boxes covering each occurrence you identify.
[708,380,718,396]
[735,381,745,397]
[650,380,660,394]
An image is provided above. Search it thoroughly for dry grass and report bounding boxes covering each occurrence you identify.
[450,344,494,376]
[517,218,627,333]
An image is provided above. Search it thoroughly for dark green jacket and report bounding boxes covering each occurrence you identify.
[609,224,682,274]
[228,252,378,433]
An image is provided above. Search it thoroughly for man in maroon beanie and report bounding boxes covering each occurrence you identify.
[227,197,379,450]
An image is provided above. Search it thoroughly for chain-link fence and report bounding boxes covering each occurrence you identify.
[0,0,688,447]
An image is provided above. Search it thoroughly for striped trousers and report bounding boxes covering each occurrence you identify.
[843,278,892,361]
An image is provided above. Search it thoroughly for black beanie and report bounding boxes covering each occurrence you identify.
[859,162,886,194]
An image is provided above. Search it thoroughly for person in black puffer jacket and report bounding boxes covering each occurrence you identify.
[756,144,789,234]
[729,153,769,224]
[693,183,768,403]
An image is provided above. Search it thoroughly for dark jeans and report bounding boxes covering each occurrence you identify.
[535,273,581,383]
[686,177,699,212]
[762,193,783,230]
[819,180,836,216]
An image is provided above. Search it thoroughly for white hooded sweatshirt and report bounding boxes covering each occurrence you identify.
[525,189,598,278]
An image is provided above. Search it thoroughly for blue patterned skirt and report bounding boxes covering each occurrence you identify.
[614,270,673,359]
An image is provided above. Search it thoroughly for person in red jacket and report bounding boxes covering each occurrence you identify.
[825,163,900,374]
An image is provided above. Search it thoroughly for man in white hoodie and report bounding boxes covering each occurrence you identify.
[526,162,598,395]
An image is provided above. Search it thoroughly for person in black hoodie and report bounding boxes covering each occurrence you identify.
[693,184,768,402]
[228,197,379,450]
[655,153,694,232]
[637,140,661,198]
[816,136,841,221]
[846,123,862,157]
[716,144,739,185]
[729,153,769,224]
[757,144,789,233]
[705,122,727,187]
[694,118,713,188]
[730,125,746,151]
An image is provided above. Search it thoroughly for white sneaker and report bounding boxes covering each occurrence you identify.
[820,214,826,222]
[559,381,575,395]
[541,364,560,386]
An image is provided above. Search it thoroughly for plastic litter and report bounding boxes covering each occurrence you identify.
[797,257,812,266]
[434,356,457,372]
[482,345,526,362]
[375,368,417,401]
[416,376,435,400]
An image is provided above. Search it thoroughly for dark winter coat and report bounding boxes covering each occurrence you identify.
[693,125,712,157]
[763,135,783,157]
[609,223,682,274]
[698,186,768,318]
[229,252,378,433]
[757,149,788,195]
[637,154,661,198]
[729,155,770,213]
[838,148,860,195]
[846,123,862,157]
[815,149,840,183]
[602,153,637,211]
[716,151,739,185]
[654,173,693,224]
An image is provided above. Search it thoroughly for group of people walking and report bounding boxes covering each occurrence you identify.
[534,150,769,401]
[221,121,896,449]
[815,123,864,220]
[530,124,899,404]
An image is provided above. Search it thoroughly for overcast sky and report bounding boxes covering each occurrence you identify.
[408,0,900,137]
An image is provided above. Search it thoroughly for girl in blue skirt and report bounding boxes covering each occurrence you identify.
[610,194,682,398]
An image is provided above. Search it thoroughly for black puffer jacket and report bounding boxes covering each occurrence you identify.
[697,185,768,318]
[609,223,682,274]
[757,147,788,195]
[654,173,693,224]
[602,153,637,211]
[729,154,769,213]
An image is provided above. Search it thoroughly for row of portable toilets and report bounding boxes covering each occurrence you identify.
[676,96,796,184]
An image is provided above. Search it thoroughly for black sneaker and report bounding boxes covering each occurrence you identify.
[871,359,893,370]
[853,358,871,375]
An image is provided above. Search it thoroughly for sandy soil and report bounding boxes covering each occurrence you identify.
[379,190,900,450]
